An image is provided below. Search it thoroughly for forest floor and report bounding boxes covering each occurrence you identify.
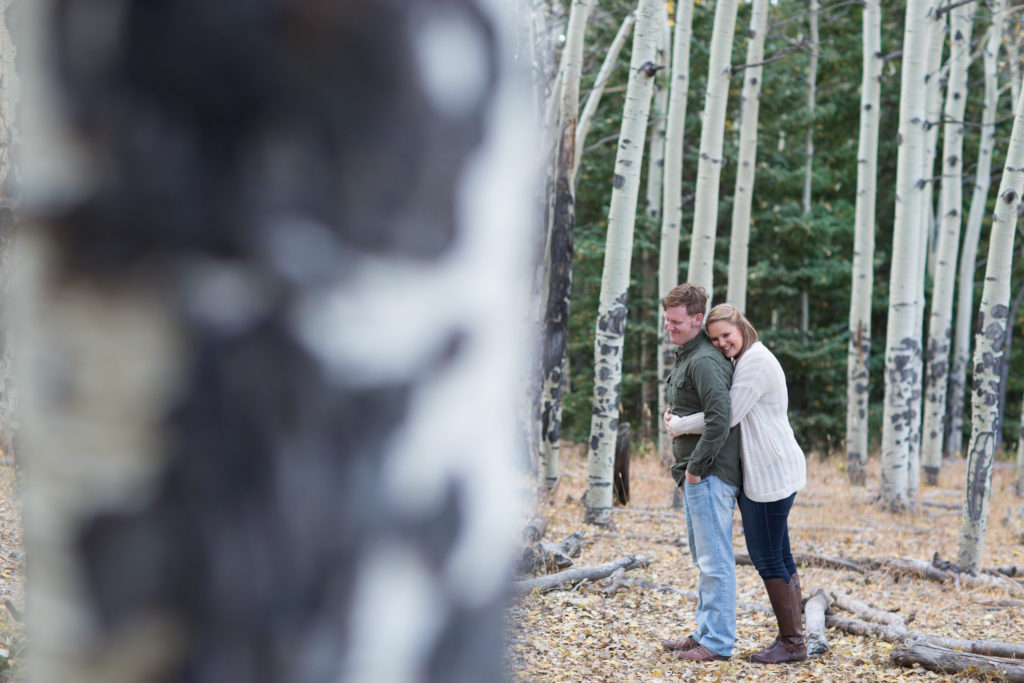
[505,442,1024,682]
[0,460,24,681]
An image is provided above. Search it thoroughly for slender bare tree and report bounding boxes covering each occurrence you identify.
[846,0,883,487]
[657,0,695,478]
[686,0,739,294]
[948,2,1006,460]
[921,0,974,486]
[540,0,595,489]
[957,78,1024,572]
[726,0,769,314]
[584,0,662,526]
[880,0,934,511]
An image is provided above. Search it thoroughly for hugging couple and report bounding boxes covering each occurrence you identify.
[659,283,807,664]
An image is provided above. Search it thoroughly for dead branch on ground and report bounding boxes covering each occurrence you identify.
[511,554,651,594]
[804,588,833,656]
[892,639,1024,682]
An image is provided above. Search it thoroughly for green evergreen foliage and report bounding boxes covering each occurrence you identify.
[558,0,1024,455]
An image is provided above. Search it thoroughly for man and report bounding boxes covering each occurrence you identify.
[659,283,741,662]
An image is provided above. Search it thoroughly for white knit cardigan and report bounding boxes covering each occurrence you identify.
[668,341,806,502]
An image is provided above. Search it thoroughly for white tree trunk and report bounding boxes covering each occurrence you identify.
[657,0,695,471]
[584,0,661,526]
[575,11,635,178]
[921,1,974,486]
[880,0,933,512]
[948,2,1006,460]
[725,0,769,314]
[686,0,739,294]
[540,0,594,490]
[20,1,534,682]
[644,3,670,227]
[846,0,882,487]
[797,0,819,334]
[957,78,1024,571]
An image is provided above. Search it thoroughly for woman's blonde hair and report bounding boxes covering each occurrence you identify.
[706,304,758,358]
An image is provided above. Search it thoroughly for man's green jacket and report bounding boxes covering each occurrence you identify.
[666,331,741,488]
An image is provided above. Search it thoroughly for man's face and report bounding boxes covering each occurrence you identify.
[664,305,703,346]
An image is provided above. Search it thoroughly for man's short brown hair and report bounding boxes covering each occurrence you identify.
[661,283,707,316]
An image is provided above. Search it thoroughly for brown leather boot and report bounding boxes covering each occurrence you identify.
[750,577,807,664]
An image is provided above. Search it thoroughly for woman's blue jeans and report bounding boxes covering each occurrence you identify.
[682,475,739,657]
[738,489,797,581]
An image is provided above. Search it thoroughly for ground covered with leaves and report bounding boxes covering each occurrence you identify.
[506,444,1024,682]
[0,461,23,681]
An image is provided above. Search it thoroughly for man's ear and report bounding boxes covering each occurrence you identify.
[695,313,704,326]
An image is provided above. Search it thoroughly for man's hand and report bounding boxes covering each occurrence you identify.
[685,470,701,485]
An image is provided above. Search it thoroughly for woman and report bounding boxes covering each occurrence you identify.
[664,303,807,664]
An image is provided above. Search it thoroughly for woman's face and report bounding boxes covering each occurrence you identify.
[706,320,744,360]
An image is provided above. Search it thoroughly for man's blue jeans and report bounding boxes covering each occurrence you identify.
[738,490,797,581]
[682,475,739,657]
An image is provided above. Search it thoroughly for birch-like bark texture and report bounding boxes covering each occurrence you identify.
[686,0,739,294]
[957,79,1024,572]
[657,0,695,470]
[846,0,882,487]
[19,1,533,682]
[948,2,1005,460]
[725,0,769,314]
[880,0,933,512]
[921,1,974,486]
[0,0,16,462]
[797,0,820,335]
[575,11,635,179]
[540,0,593,490]
[639,4,670,437]
[584,0,661,526]
[907,6,947,501]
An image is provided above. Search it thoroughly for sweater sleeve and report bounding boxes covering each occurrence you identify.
[685,356,733,477]
[671,348,767,435]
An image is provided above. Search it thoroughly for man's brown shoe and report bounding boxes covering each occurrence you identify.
[661,636,699,651]
[676,644,728,662]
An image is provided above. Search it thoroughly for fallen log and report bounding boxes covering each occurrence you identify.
[804,588,833,656]
[512,554,651,594]
[826,614,1024,659]
[514,530,584,575]
[831,590,912,627]
[892,640,1024,682]
[520,515,548,543]
[736,552,865,573]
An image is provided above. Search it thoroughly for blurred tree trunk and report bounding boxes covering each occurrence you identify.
[584,0,661,526]
[0,0,17,462]
[540,0,594,490]
[686,0,738,295]
[957,79,1024,572]
[798,0,819,335]
[19,2,532,682]
[921,1,974,487]
[881,0,933,512]
[948,0,1005,461]
[846,0,882,487]
[725,0,769,314]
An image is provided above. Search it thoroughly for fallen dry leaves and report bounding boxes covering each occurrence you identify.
[506,444,1024,682]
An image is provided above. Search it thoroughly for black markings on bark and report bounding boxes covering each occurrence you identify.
[612,173,625,189]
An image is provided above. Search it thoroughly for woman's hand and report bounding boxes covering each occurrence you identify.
[663,409,679,438]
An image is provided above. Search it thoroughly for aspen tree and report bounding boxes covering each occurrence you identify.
[687,0,739,294]
[540,0,594,489]
[880,0,933,512]
[948,2,1005,460]
[846,0,882,486]
[726,0,769,314]
[957,78,1024,572]
[799,0,820,333]
[657,0,695,472]
[921,1,974,485]
[584,0,662,525]
[907,6,946,502]
[575,12,635,178]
